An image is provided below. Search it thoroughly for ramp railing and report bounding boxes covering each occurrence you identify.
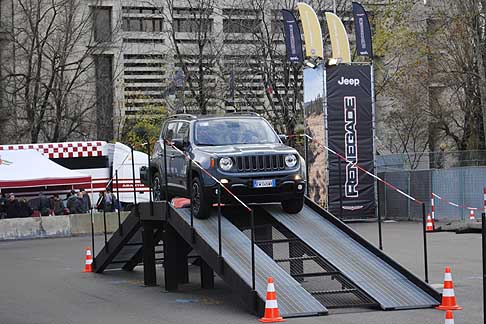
[164,139,258,294]
[90,145,144,267]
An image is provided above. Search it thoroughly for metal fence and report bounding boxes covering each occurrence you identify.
[378,166,486,221]
[377,150,486,172]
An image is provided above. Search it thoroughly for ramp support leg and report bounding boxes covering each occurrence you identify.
[142,221,157,286]
[164,224,180,291]
[176,238,191,284]
[200,258,214,289]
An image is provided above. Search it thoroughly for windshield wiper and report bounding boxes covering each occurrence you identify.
[196,143,218,146]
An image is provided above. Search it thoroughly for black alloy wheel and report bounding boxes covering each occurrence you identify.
[192,177,210,219]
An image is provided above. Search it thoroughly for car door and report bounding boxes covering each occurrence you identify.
[170,121,190,194]
[160,121,179,192]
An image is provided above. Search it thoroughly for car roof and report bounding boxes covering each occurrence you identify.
[167,112,262,122]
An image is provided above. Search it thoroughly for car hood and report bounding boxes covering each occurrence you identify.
[196,143,297,155]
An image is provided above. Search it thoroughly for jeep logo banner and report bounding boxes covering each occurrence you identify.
[326,65,375,219]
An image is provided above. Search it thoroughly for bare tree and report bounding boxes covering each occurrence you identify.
[162,0,227,114]
[372,0,486,158]
[222,0,349,136]
[1,0,101,143]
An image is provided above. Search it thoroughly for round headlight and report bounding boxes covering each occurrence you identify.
[219,157,233,171]
[285,154,297,168]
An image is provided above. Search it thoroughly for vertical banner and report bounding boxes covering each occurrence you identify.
[281,10,304,63]
[325,12,351,64]
[303,65,327,207]
[297,3,324,59]
[352,2,373,58]
[326,64,375,219]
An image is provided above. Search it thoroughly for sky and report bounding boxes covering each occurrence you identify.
[303,65,324,103]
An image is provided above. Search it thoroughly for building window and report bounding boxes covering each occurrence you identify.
[122,7,160,15]
[122,17,163,32]
[93,7,112,42]
[174,18,213,33]
[94,55,114,141]
[223,19,260,33]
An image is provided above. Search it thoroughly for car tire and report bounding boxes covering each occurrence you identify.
[152,172,172,201]
[282,197,304,214]
[191,177,210,219]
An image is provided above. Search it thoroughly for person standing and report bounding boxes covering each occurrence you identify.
[50,194,64,215]
[96,191,105,212]
[0,192,7,219]
[39,193,50,216]
[79,188,91,213]
[18,198,33,217]
[67,190,82,214]
[6,193,21,218]
[104,189,116,212]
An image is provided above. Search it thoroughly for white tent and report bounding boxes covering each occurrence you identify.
[0,149,91,189]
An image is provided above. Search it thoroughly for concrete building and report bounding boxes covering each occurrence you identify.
[4,0,435,148]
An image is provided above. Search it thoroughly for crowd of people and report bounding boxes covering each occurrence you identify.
[0,188,118,219]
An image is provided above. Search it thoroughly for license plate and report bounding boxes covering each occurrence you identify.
[253,179,276,188]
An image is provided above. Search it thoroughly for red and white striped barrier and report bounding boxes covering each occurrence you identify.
[296,134,424,205]
[432,192,479,211]
[431,193,435,221]
[484,187,486,217]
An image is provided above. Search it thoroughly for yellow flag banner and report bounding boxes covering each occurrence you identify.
[325,12,351,63]
[297,3,323,59]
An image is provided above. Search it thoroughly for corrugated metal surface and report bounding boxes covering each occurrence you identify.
[175,208,328,317]
[264,205,439,310]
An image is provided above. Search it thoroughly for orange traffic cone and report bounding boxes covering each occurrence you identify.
[444,310,454,324]
[436,266,462,310]
[426,214,434,232]
[259,277,285,323]
[469,209,475,220]
[83,246,93,273]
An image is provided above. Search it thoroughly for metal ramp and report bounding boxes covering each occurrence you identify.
[261,199,441,310]
[167,207,328,317]
[94,203,165,273]
[224,211,378,310]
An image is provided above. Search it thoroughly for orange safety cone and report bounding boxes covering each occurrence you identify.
[426,214,434,232]
[436,266,462,310]
[259,277,285,323]
[444,310,454,324]
[83,246,93,273]
[469,209,475,220]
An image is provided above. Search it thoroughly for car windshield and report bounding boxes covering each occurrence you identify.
[194,118,280,146]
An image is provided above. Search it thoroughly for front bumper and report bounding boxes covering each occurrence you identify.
[204,173,306,204]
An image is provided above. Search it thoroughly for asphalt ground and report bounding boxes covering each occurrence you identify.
[0,221,482,324]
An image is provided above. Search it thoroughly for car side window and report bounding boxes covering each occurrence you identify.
[176,122,190,143]
[164,121,178,141]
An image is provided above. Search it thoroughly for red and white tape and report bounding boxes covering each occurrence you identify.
[430,194,435,220]
[166,141,252,212]
[298,134,424,205]
[431,192,479,211]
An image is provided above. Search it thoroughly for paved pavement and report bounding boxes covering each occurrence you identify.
[0,221,482,324]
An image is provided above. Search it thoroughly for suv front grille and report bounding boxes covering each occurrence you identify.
[235,154,286,172]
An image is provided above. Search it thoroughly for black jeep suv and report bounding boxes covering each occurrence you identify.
[140,113,306,219]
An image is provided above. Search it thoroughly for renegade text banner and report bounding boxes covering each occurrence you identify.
[326,64,375,219]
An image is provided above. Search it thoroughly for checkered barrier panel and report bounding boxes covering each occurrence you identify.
[0,142,105,159]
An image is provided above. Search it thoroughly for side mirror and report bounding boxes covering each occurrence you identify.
[278,134,288,142]
[172,138,185,150]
